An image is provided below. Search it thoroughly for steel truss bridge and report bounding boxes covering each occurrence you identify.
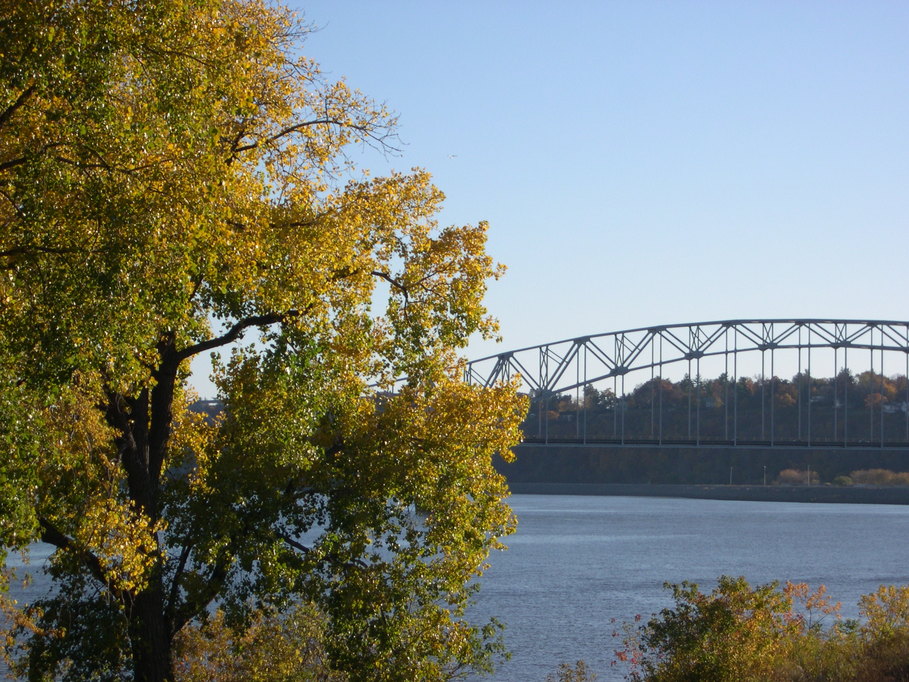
[465,320,909,450]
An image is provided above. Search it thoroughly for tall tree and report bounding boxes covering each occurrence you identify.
[0,1,525,680]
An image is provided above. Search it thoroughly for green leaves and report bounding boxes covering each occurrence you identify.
[0,1,524,679]
[617,577,909,682]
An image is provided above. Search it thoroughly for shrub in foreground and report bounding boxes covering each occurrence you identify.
[614,577,909,681]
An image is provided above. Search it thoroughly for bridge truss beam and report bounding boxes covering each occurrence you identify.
[465,319,909,449]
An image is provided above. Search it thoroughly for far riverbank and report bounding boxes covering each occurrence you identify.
[507,482,909,505]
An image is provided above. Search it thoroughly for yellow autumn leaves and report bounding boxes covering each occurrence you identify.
[0,1,526,678]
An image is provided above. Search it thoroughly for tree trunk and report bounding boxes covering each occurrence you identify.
[115,344,180,681]
[129,583,174,682]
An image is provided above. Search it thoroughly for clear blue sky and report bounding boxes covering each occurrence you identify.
[290,1,909,362]
[194,2,909,396]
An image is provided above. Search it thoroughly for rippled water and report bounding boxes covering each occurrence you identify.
[6,496,909,681]
[468,494,909,681]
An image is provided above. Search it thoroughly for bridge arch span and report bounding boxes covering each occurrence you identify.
[466,319,909,395]
[467,319,909,448]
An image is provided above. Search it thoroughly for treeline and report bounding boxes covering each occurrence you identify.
[524,370,909,444]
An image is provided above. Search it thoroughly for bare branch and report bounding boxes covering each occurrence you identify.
[0,157,28,173]
[177,311,297,361]
[278,532,311,556]
[372,270,407,295]
[233,116,398,156]
[372,270,416,330]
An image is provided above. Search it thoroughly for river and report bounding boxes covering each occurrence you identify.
[5,495,909,681]
[468,494,909,681]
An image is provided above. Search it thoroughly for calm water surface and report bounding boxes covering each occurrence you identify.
[6,496,909,681]
[469,494,909,681]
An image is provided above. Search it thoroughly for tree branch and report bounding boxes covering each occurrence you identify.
[0,85,35,129]
[232,117,358,154]
[104,390,155,518]
[176,311,297,361]
[170,557,231,634]
[373,270,418,331]
[0,245,92,259]
[372,270,408,296]
[38,517,127,601]
[165,542,193,619]
[278,532,311,556]
[0,157,28,174]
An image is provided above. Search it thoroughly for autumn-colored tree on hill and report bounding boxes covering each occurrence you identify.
[0,1,525,680]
